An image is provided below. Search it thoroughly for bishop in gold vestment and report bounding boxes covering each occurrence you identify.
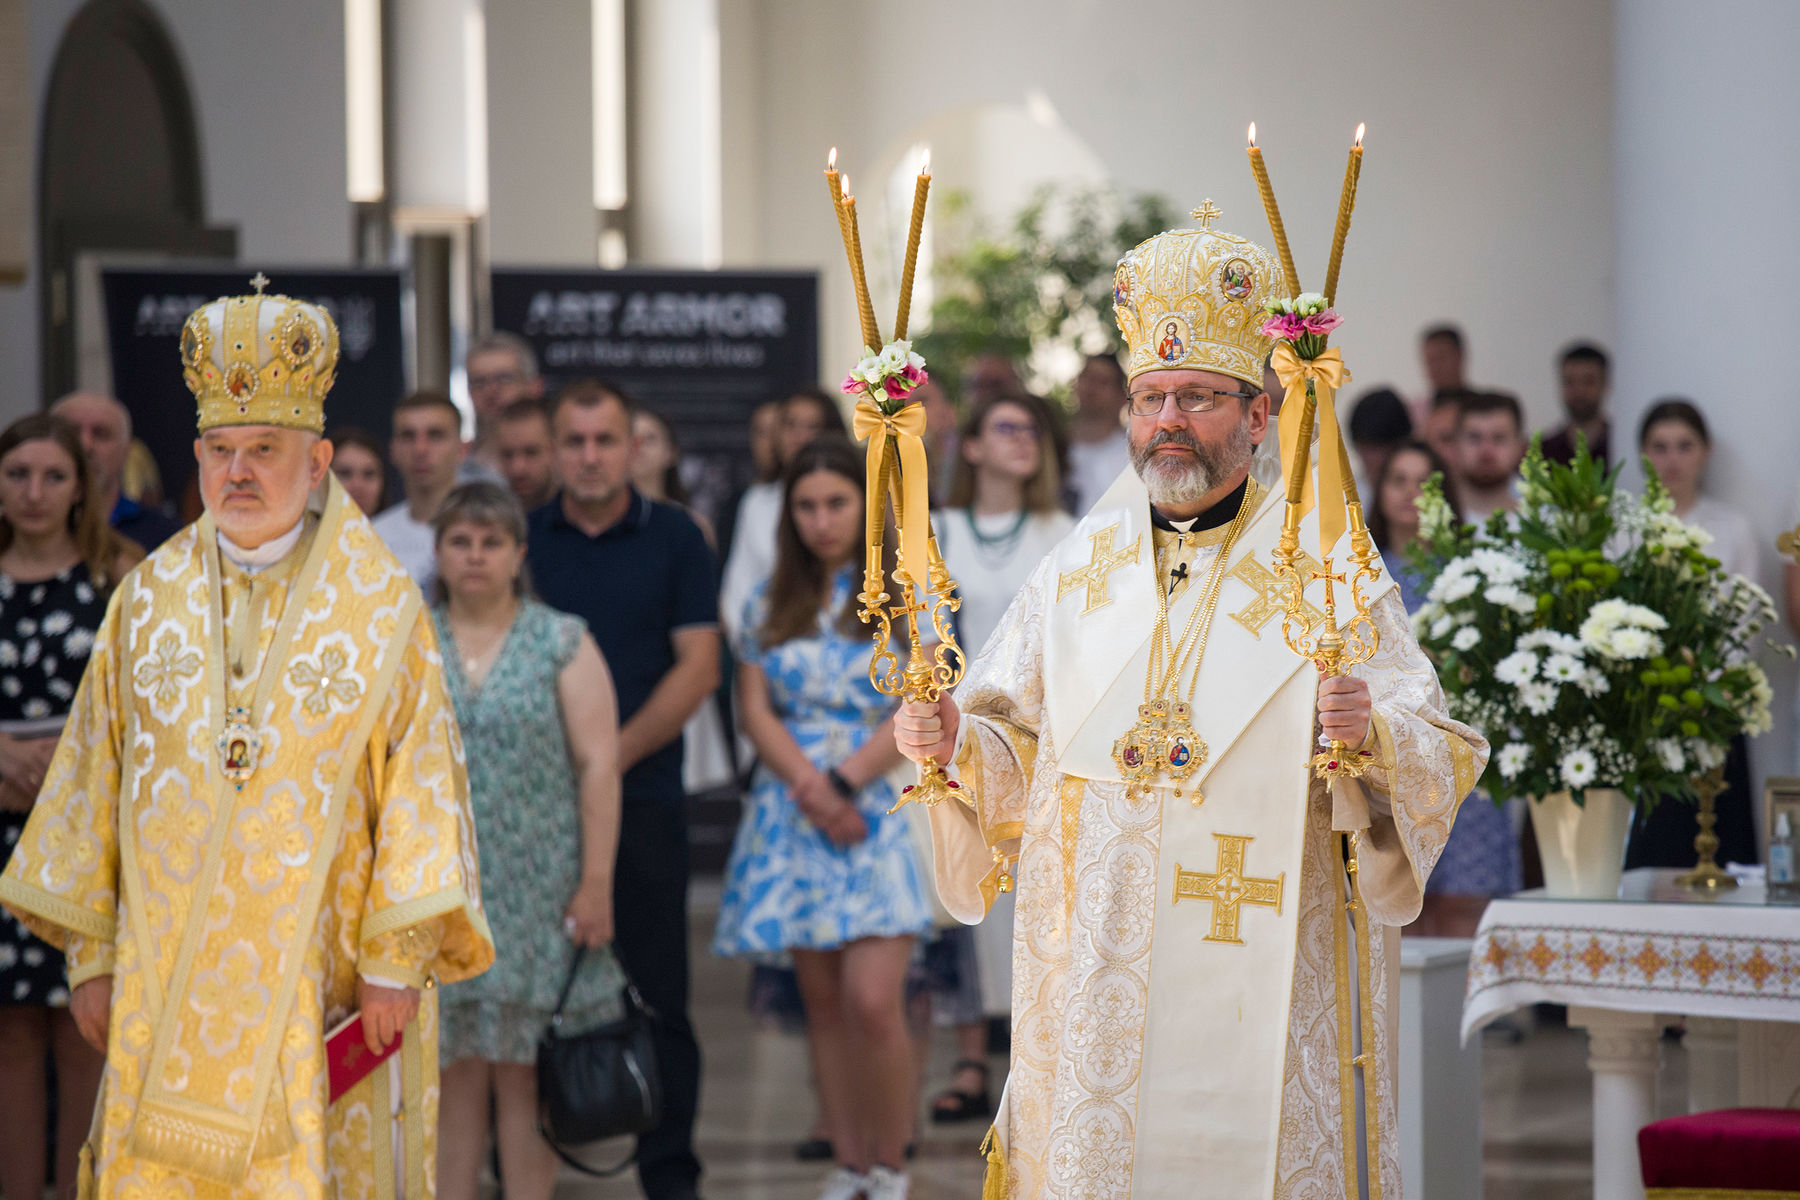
[898,215,1488,1199]
[0,285,493,1198]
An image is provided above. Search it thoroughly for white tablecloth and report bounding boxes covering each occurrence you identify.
[1462,868,1800,1042]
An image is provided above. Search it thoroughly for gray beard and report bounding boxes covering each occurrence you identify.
[1131,420,1256,507]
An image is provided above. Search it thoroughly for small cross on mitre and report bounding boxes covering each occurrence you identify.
[249,271,270,295]
[1190,199,1222,229]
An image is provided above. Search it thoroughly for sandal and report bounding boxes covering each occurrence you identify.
[930,1058,992,1124]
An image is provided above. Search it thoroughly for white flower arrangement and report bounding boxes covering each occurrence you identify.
[1409,440,1787,810]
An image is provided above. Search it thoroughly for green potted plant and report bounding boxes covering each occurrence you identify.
[1407,440,1781,897]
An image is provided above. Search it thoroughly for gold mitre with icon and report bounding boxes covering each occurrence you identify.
[180,274,338,433]
[1112,200,1282,388]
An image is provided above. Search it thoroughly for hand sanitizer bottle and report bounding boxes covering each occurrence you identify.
[1771,812,1798,903]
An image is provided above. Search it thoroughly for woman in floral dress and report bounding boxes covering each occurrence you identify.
[0,414,141,1200]
[429,482,627,1200]
[714,438,931,1200]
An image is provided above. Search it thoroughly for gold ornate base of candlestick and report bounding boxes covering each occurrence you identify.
[889,755,968,814]
[1312,741,1372,781]
[1675,766,1737,890]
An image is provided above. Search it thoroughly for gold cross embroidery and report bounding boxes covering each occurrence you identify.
[1056,523,1141,614]
[1173,833,1285,945]
[1190,199,1223,229]
[1227,552,1326,638]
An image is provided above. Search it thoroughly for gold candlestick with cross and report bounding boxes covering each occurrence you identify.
[827,148,973,820]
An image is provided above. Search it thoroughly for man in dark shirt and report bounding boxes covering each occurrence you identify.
[527,378,718,1200]
[51,392,181,551]
[1541,341,1611,467]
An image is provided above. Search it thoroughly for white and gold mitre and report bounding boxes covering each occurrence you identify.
[1112,200,1281,388]
[180,275,338,433]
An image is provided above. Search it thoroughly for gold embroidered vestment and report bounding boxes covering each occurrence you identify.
[0,478,493,1198]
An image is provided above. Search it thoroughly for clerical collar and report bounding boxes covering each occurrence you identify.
[219,521,304,574]
[1150,475,1250,535]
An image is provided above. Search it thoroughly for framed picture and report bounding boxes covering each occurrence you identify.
[1764,776,1800,861]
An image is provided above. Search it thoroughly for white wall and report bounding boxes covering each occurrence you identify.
[741,0,1614,421]
[1614,0,1800,822]
[0,0,348,423]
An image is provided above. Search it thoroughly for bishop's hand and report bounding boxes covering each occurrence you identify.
[72,975,112,1052]
[357,978,420,1056]
[1316,669,1372,748]
[896,696,959,765]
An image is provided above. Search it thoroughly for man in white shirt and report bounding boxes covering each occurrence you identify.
[1065,353,1131,515]
[372,390,467,590]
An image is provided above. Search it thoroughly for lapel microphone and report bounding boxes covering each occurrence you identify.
[1169,561,1189,595]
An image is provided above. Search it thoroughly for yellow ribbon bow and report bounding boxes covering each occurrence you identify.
[851,396,932,602]
[1272,343,1354,559]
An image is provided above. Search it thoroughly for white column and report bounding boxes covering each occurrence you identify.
[387,0,488,215]
[484,0,594,263]
[1569,1007,1660,1200]
[1683,1017,1738,1113]
[1613,0,1800,806]
[630,0,722,266]
[1397,938,1481,1200]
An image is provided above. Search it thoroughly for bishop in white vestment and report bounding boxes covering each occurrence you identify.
[897,212,1487,1199]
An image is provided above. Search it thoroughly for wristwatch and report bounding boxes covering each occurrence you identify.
[826,768,856,799]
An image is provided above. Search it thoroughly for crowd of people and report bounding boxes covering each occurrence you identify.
[0,315,1779,1200]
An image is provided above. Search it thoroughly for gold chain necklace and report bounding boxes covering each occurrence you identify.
[1112,483,1257,802]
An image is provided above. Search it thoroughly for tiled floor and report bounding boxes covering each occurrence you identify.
[548,887,1695,1199]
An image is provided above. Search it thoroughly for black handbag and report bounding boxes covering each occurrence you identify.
[535,947,663,1176]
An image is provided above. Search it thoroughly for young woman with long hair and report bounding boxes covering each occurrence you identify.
[0,414,140,1200]
[925,392,1074,1123]
[713,437,929,1200]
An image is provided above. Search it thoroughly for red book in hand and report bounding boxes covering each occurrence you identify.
[326,1012,401,1104]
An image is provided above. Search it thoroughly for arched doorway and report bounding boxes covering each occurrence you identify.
[37,0,234,402]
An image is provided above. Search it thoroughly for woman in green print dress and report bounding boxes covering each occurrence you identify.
[429,482,627,1200]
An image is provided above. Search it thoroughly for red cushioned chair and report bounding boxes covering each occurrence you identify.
[1638,1108,1800,1198]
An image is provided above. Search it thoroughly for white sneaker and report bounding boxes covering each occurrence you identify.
[864,1165,910,1200]
[817,1166,869,1200]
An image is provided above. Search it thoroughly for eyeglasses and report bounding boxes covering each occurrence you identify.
[1128,387,1257,417]
[469,370,524,391]
[986,420,1040,440]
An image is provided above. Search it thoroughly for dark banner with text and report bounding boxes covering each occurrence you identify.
[489,267,819,525]
[101,265,406,510]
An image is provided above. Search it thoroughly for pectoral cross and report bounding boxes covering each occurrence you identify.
[1227,552,1325,637]
[1057,523,1141,614]
[1173,833,1285,945]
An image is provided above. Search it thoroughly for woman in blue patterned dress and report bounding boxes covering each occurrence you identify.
[714,438,931,1200]
[428,483,627,1200]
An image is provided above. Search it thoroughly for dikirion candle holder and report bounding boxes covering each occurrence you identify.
[823,148,972,817]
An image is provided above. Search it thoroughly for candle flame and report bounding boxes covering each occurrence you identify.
[840,174,851,200]
[920,148,931,175]
[828,146,837,170]
[1354,123,1365,147]
[1248,121,1257,147]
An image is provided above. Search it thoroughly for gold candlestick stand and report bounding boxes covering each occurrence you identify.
[827,151,973,818]
[1674,766,1736,890]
